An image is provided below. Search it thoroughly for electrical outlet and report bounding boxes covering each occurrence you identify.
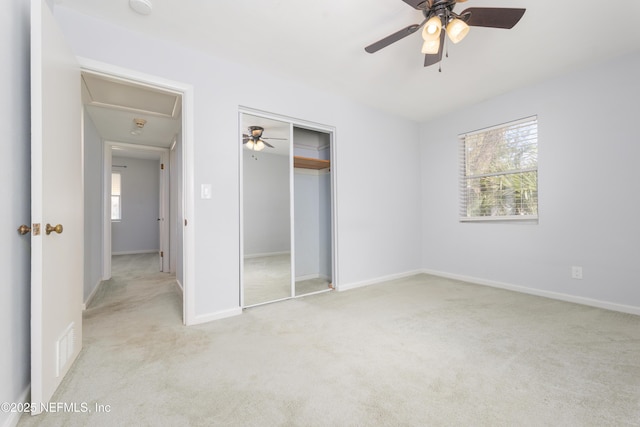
[571,266,583,280]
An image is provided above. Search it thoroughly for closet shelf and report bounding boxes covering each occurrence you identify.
[293,156,330,170]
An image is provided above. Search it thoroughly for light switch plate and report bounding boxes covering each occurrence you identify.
[201,184,212,199]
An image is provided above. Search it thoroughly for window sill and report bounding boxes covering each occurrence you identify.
[459,216,538,223]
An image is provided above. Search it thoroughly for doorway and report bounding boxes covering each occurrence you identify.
[109,145,168,271]
[80,59,195,325]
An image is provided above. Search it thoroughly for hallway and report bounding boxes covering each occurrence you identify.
[86,253,181,319]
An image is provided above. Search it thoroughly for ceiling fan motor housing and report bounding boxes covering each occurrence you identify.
[248,126,264,139]
[422,1,463,23]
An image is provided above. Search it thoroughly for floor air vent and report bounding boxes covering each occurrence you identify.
[56,322,75,377]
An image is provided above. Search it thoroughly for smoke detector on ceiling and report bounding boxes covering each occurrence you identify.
[129,0,153,15]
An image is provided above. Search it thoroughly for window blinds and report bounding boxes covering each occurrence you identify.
[111,172,121,196]
[459,116,538,221]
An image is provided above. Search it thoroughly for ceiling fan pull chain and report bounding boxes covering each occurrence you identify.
[445,33,449,58]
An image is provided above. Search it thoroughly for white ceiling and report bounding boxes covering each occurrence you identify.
[62,0,640,123]
[82,72,181,149]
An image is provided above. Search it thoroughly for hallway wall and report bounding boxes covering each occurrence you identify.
[83,110,103,302]
[111,156,160,255]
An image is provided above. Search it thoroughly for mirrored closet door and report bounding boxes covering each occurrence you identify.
[242,114,292,306]
[241,112,334,307]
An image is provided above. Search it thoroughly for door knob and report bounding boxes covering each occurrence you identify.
[17,224,31,235]
[45,223,63,235]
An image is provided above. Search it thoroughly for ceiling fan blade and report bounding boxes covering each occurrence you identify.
[263,137,287,140]
[401,0,431,9]
[263,141,275,148]
[424,31,445,67]
[461,7,526,29]
[365,22,424,53]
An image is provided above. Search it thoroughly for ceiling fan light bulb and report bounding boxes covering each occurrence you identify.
[255,140,265,151]
[421,39,440,55]
[422,16,442,41]
[245,140,255,150]
[446,19,470,44]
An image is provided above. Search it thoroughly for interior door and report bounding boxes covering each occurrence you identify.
[159,156,170,272]
[30,0,83,412]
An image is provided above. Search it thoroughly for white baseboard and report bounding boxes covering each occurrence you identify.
[338,269,424,292]
[112,250,158,255]
[244,251,290,259]
[83,278,104,310]
[174,279,183,293]
[422,269,640,316]
[188,307,243,326]
[295,273,331,282]
[3,386,30,427]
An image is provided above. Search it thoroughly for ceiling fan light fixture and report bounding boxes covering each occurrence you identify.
[255,140,265,151]
[245,140,255,150]
[446,18,470,44]
[422,16,442,41]
[421,38,440,55]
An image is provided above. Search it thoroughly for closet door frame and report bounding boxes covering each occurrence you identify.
[238,107,338,308]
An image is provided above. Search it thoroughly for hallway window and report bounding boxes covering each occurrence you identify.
[111,172,122,221]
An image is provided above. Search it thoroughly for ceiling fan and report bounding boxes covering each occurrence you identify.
[242,126,287,151]
[365,0,525,68]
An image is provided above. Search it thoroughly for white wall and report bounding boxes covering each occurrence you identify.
[294,170,321,277]
[293,127,330,160]
[54,6,423,319]
[318,171,332,279]
[243,151,290,256]
[1,0,31,424]
[111,156,160,255]
[294,169,332,280]
[420,50,640,312]
[83,110,103,302]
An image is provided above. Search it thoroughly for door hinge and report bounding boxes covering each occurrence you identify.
[160,163,164,170]
[160,251,164,258]
[184,219,188,226]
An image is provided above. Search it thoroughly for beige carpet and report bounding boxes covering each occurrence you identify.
[19,255,640,426]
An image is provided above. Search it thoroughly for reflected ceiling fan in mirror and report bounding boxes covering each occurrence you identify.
[365,0,525,69]
[242,126,286,151]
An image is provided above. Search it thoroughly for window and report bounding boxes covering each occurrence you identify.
[459,116,538,221]
[111,172,122,221]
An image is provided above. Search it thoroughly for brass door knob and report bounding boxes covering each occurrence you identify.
[45,223,63,235]
[17,225,31,235]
